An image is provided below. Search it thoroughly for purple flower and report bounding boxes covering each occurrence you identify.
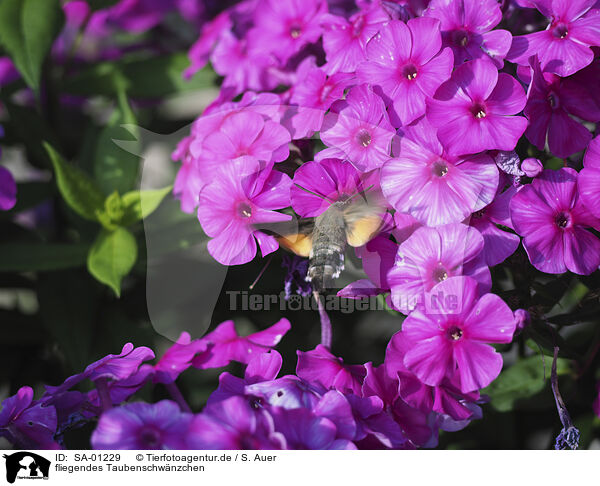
[427,58,528,155]
[469,186,521,266]
[381,116,499,226]
[361,362,437,447]
[197,159,292,265]
[185,11,232,78]
[91,400,192,450]
[385,333,481,421]
[290,158,380,218]
[0,387,60,449]
[358,17,454,126]
[387,223,491,312]
[0,165,17,211]
[521,157,544,178]
[287,64,354,138]
[245,375,325,410]
[320,4,390,74]
[210,30,278,96]
[153,332,209,384]
[188,396,285,449]
[510,167,600,274]
[199,110,291,169]
[579,136,600,218]
[317,84,395,171]
[206,350,284,406]
[400,276,516,393]
[45,343,155,397]
[269,406,356,449]
[513,309,531,333]
[296,345,366,395]
[424,0,513,67]
[508,0,600,77]
[247,0,326,64]
[524,58,600,158]
[192,318,291,369]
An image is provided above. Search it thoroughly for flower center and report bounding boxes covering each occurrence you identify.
[290,24,302,39]
[402,64,418,80]
[139,427,162,448]
[432,160,449,177]
[237,202,253,219]
[552,23,569,39]
[471,102,487,119]
[356,129,372,147]
[446,326,464,341]
[432,266,449,283]
[452,29,470,47]
[555,211,571,229]
[547,91,560,109]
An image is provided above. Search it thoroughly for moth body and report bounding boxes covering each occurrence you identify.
[307,202,348,293]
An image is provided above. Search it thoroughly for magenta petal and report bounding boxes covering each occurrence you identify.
[547,111,592,158]
[408,17,443,65]
[453,341,503,393]
[563,226,600,275]
[403,332,452,387]
[578,167,600,218]
[584,136,600,168]
[464,293,516,342]
[486,73,527,115]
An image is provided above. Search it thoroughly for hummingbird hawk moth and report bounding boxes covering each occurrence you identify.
[261,185,387,293]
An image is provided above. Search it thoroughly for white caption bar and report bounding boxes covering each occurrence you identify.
[2,450,594,486]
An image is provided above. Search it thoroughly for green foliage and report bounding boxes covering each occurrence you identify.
[483,354,571,412]
[120,186,173,226]
[93,89,141,195]
[0,0,64,94]
[87,227,138,297]
[45,142,105,222]
[0,243,89,272]
[61,53,217,98]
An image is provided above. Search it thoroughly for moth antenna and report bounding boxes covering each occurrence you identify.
[294,183,336,204]
[249,254,274,290]
[313,290,332,349]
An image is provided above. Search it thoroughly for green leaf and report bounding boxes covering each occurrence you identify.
[483,354,571,412]
[120,185,173,226]
[61,53,217,98]
[0,242,89,272]
[87,227,138,297]
[93,89,141,195]
[0,0,64,93]
[44,142,105,221]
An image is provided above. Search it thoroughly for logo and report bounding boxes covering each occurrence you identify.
[3,452,50,484]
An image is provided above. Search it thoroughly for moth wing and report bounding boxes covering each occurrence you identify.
[254,217,314,258]
[343,198,386,248]
[277,232,314,257]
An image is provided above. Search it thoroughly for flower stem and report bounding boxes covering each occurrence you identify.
[314,291,332,349]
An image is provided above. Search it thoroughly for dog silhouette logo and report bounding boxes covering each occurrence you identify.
[3,452,50,483]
